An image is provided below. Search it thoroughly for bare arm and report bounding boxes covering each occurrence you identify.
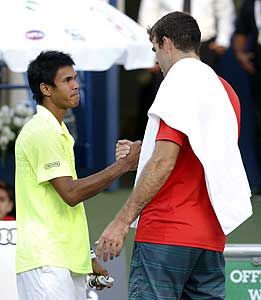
[115,140,180,224]
[233,33,248,54]
[50,141,141,207]
[233,34,255,74]
[96,140,181,261]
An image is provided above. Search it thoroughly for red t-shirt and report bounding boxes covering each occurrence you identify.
[134,78,240,252]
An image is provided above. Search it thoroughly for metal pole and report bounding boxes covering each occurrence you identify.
[105,0,120,191]
[224,244,261,258]
[83,72,94,169]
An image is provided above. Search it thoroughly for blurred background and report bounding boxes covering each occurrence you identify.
[0,0,261,299]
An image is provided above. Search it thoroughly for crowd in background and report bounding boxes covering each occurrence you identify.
[134,0,261,192]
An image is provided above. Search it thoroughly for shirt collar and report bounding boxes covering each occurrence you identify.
[36,105,67,135]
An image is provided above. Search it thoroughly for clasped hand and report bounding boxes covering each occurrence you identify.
[116,139,141,171]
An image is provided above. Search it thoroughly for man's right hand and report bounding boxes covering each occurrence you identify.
[50,141,141,207]
[116,140,141,171]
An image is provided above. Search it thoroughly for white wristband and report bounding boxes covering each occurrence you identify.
[90,248,96,260]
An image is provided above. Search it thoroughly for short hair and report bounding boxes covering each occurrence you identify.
[27,51,75,104]
[148,11,201,55]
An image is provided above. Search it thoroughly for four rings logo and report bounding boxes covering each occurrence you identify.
[0,228,16,245]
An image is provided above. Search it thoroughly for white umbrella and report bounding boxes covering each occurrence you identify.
[0,0,155,72]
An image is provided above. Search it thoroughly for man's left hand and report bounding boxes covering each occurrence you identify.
[96,219,129,262]
[92,258,109,276]
[90,258,113,290]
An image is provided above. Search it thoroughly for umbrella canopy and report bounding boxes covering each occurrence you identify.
[0,0,155,72]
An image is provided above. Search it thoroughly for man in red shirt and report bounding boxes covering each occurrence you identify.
[96,12,251,300]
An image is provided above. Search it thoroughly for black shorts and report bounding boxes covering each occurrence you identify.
[128,242,225,300]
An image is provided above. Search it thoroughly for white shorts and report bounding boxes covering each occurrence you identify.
[17,266,86,300]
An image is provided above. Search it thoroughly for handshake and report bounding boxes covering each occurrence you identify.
[116,139,142,171]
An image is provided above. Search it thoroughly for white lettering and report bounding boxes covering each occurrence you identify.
[230,270,261,283]
[230,270,243,283]
[243,270,252,283]
[251,271,261,283]
[248,289,261,300]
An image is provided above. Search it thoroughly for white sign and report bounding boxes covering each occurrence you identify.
[0,221,128,300]
[0,221,18,300]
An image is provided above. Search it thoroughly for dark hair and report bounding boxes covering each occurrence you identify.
[148,11,201,55]
[27,51,75,104]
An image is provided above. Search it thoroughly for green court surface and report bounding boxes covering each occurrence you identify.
[85,190,261,278]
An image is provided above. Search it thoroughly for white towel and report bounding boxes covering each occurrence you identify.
[132,58,252,235]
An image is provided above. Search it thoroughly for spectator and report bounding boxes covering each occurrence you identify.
[138,0,235,68]
[0,180,15,221]
[234,0,261,175]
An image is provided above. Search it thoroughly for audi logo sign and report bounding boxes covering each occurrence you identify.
[0,221,128,300]
[0,221,18,300]
[0,228,16,245]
